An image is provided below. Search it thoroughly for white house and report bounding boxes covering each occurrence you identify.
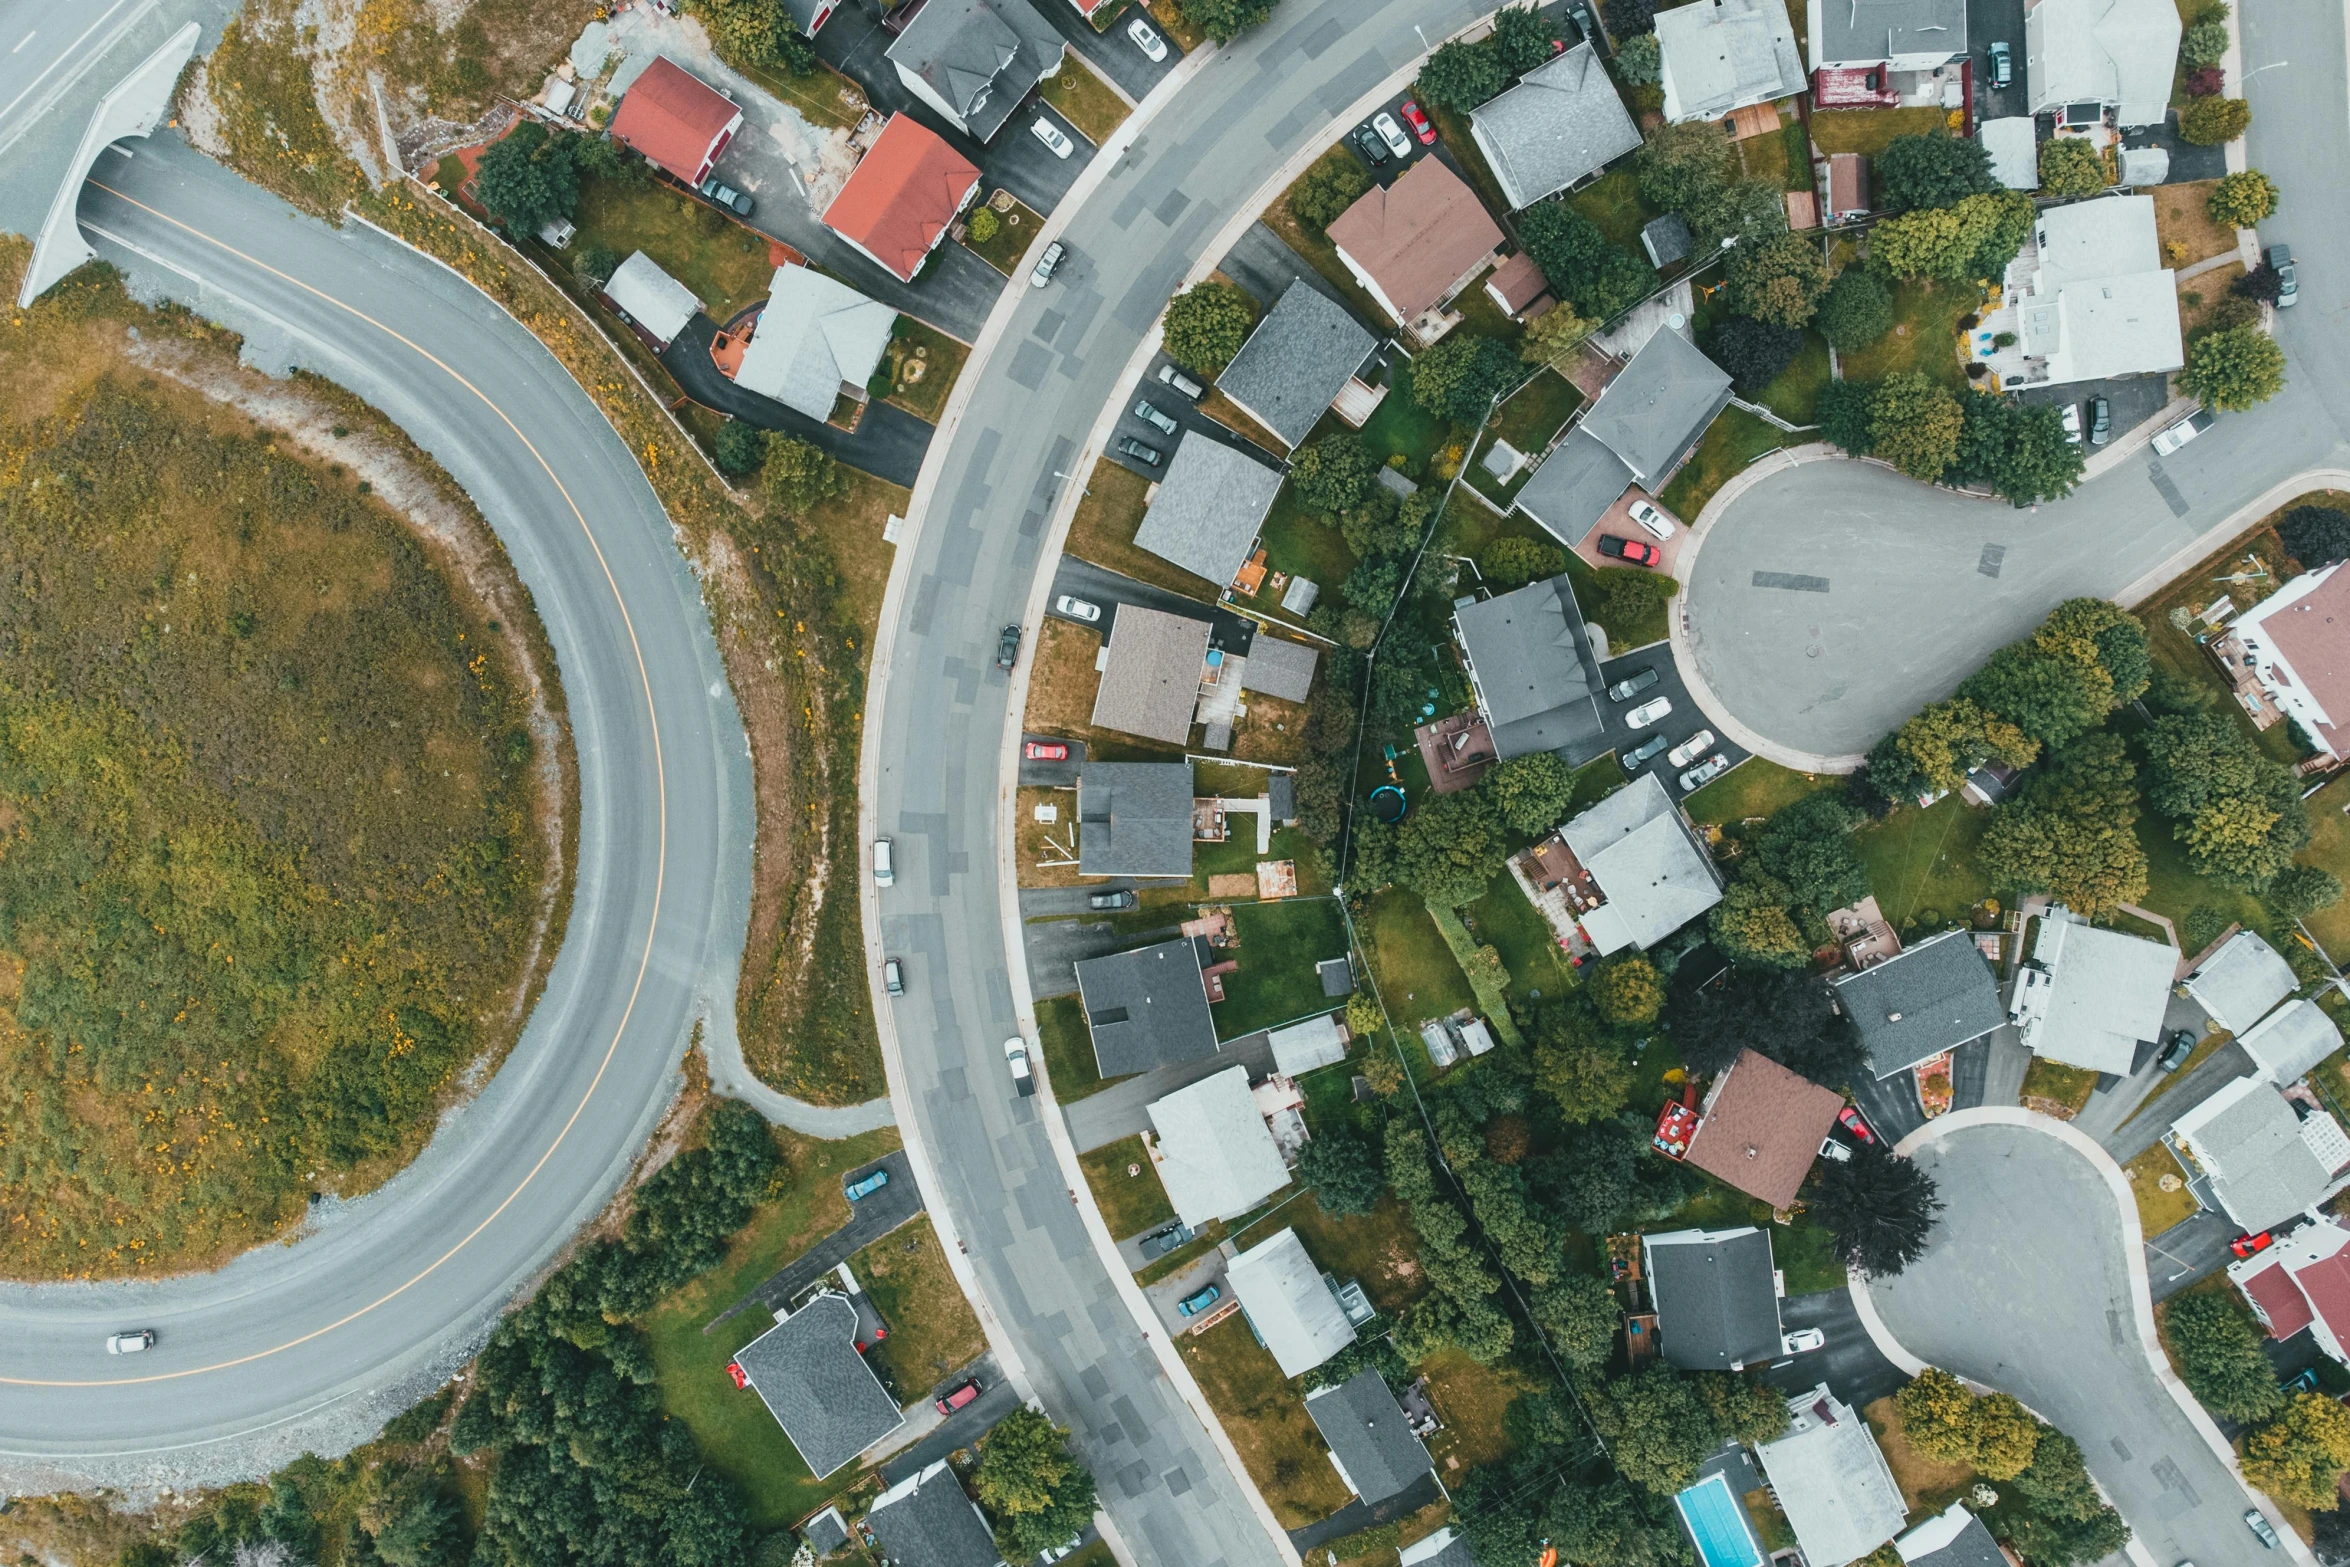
[2008,906,2174,1075]
[1976,195,2182,391]
[2024,0,2182,127]
[1657,0,1806,122]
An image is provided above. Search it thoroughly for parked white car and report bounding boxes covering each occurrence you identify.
[1667,729,1716,768]
[1624,696,1672,729]
[2152,407,2214,456]
[106,1330,155,1354]
[1626,498,1676,540]
[873,837,895,887]
[1054,595,1101,621]
[1782,1328,1826,1354]
[1004,1037,1035,1096]
[1372,112,1412,160]
[1127,16,1168,60]
[1680,753,1731,791]
[1032,117,1075,159]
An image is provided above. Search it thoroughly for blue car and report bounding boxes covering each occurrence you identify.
[1176,1284,1221,1318]
[845,1168,889,1201]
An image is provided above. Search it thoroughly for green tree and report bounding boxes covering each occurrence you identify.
[1869,371,1965,481]
[1975,732,2148,917]
[1819,376,1876,453]
[712,420,767,477]
[1488,751,1576,834]
[2280,503,2350,566]
[1289,431,1378,512]
[472,122,580,234]
[1533,1005,1635,1122]
[1894,697,2039,792]
[1547,1479,1693,1567]
[572,241,621,287]
[1946,393,2084,505]
[1876,132,1998,212]
[1163,280,1257,376]
[1665,963,1863,1082]
[1870,190,2033,281]
[2037,136,2109,198]
[975,1407,1076,1516]
[2165,1291,2289,1423]
[1296,1127,1384,1216]
[2179,18,2230,67]
[1522,299,1600,369]
[1590,956,1665,1026]
[2244,1393,2350,1508]
[2143,712,2309,887]
[1180,0,1279,43]
[1491,4,1563,72]
[2180,323,2286,410]
[2011,1427,2107,1522]
[1411,333,1524,421]
[1958,643,2113,748]
[1481,535,1567,589]
[760,434,841,512]
[1588,1367,1722,1493]
[1613,31,1662,85]
[1968,1392,2043,1480]
[1393,788,1508,907]
[1811,1142,1944,1274]
[1695,1372,1792,1445]
[2270,864,2344,921]
[965,205,1000,244]
[1727,232,1832,327]
[1895,1368,1980,1463]
[1998,1504,2132,1565]
[2033,598,2150,705]
[1709,872,1813,969]
[1289,147,1374,234]
[2181,94,2252,144]
[1415,38,1510,111]
[1533,1273,1623,1370]
[2208,168,2280,227]
[1520,201,1653,318]
[1753,790,1870,913]
[1690,177,1791,250]
[1817,268,1894,350]
[1709,315,1804,394]
[1635,119,1734,216]
[686,0,797,69]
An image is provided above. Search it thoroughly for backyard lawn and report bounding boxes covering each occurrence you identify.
[1834,279,1978,391]
[2132,809,2268,942]
[1568,166,1662,253]
[1462,870,1576,1005]
[1359,885,1477,1030]
[1810,106,1954,156]
[1754,330,1831,426]
[1038,57,1130,145]
[573,174,776,321]
[1213,897,1354,1038]
[1658,407,1789,520]
[1358,359,1459,479]
[1419,1349,1540,1473]
[1236,1191,1430,1318]
[2124,1143,2201,1238]
[2303,773,2350,961]
[1079,1135,1177,1239]
[1683,757,1828,825]
[962,198,1045,276]
[1468,369,1585,507]
[1255,484,1360,602]
[1855,796,1994,928]
[1181,1314,1357,1526]
[875,316,969,422]
[1036,992,1122,1101]
[1065,455,1221,598]
[852,1214,987,1397]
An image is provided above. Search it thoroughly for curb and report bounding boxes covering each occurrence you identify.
[2110,467,2350,608]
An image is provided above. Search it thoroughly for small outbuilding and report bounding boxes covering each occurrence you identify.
[600,250,702,351]
[2182,930,2298,1035]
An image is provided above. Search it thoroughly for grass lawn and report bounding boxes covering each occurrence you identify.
[1658,407,1790,520]
[1182,1314,1356,1526]
[1360,360,1459,480]
[876,315,969,421]
[1776,1213,1850,1294]
[798,468,906,648]
[852,1213,987,1396]
[1569,166,1663,253]
[1865,1395,1979,1514]
[573,174,776,321]
[1236,1192,1430,1317]
[1755,330,1831,426]
[1359,886,1478,1030]
[1810,106,1955,156]
[1021,618,1107,739]
[1066,455,1221,598]
[1564,553,1678,651]
[2021,1055,2100,1115]
[1214,897,1354,1037]
[1256,485,1361,600]
[2178,263,2247,339]
[1684,757,1830,825]
[1039,56,1130,145]
[1835,279,1978,392]
[1037,991,1127,1103]
[2124,1143,2201,1238]
[1856,797,1994,927]
[1781,116,1816,194]
[1734,128,1791,191]
[2152,180,2237,268]
[1419,1349,1538,1474]
[1079,1134,1177,1239]
[642,1126,902,1531]
[1462,870,1577,1004]
[962,199,1044,277]
[1469,369,1585,507]
[2302,773,2350,961]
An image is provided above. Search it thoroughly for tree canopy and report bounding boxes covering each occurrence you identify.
[1519,201,1653,319]
[1488,751,1577,835]
[2037,136,2108,198]
[2166,1290,2289,1423]
[1810,1141,1944,1275]
[1182,0,1281,43]
[1726,233,1831,328]
[1869,372,1966,481]
[1666,963,1862,1084]
[1162,280,1258,377]
[1415,38,1511,111]
[1975,732,2148,916]
[1945,392,2085,505]
[2180,94,2251,144]
[2243,1393,2350,1509]
[2181,323,2286,410]
[1288,431,1378,512]
[2143,712,2310,887]
[1752,790,1871,913]
[473,123,583,235]
[2208,168,2279,226]
[1708,315,1803,394]
[1289,148,1374,234]
[1875,132,1999,212]
[1816,268,1893,350]
[1412,332,1525,421]
[1869,191,2033,283]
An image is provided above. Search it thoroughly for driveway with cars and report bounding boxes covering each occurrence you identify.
[1762,1286,1907,1412]
[1022,0,1186,100]
[1046,556,1261,651]
[1594,648,1750,801]
[1102,347,1289,478]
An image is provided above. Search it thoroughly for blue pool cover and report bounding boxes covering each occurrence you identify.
[1675,1471,1766,1567]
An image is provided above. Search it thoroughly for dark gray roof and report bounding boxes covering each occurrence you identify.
[1644,1227,1784,1371]
[1578,329,1733,485]
[1214,282,1378,448]
[1469,42,1643,209]
[1131,434,1286,587]
[1642,212,1693,268]
[734,1292,904,1478]
[1819,0,1969,67]
[1241,634,1320,702]
[1304,1369,1435,1506]
[867,1462,1003,1567]
[800,1507,851,1556]
[1074,938,1219,1076]
[1319,957,1355,997]
[1830,928,2005,1078]
[1078,762,1195,878]
[883,0,1062,143]
[1269,772,1297,823]
[1513,427,1635,546]
[1453,575,1608,762]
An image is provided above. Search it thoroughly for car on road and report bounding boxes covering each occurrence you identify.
[1598,534,1661,566]
[1032,117,1075,159]
[1127,15,1168,60]
[1782,1328,1826,1354]
[2247,1508,2284,1548]
[1353,124,1390,167]
[1679,753,1730,791]
[2060,402,2083,446]
[1986,39,2012,88]
[1024,740,1070,760]
[936,1377,983,1414]
[997,623,1022,670]
[1116,436,1163,466]
[2155,1028,2198,1072]
[882,958,904,997]
[1626,498,1676,539]
[1373,112,1412,160]
[1054,595,1101,621]
[1607,667,1660,701]
[726,1360,749,1389]
[1030,239,1066,289]
[1624,696,1672,728]
[697,177,752,217]
[1399,100,1435,144]
[1158,363,1205,400]
[1839,1105,1877,1145]
[1005,1036,1035,1095]
[2152,407,2214,455]
[1668,730,1716,768]
[1088,890,1137,911]
[846,1167,890,1201]
[1176,1284,1221,1317]
[1133,398,1179,436]
[1622,733,1669,768]
[2269,243,2298,308]
[2088,395,2111,447]
[105,1330,155,1355]
[2232,1230,2276,1259]
[873,837,895,887]
[1139,1221,1194,1259]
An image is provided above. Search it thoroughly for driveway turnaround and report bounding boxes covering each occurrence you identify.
[1868,1120,2293,1566]
[661,312,934,487]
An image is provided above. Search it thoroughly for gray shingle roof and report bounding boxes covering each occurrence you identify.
[1642,212,1693,268]
[1643,1226,1783,1370]
[1078,761,1195,878]
[1090,604,1211,746]
[1075,937,1219,1076]
[733,1292,904,1478]
[1214,282,1378,448]
[1304,1369,1435,1505]
[2173,1074,2350,1232]
[1131,433,1287,587]
[1563,772,1725,955]
[1227,1227,1358,1376]
[1513,427,1636,546]
[1577,328,1734,485]
[1319,957,1355,997]
[1469,43,1643,209]
[1453,575,1608,762]
[1758,1385,1908,1566]
[1830,928,2006,1079]
[800,1507,850,1557]
[2183,930,2298,1034]
[1399,1527,1479,1567]
[2240,999,2344,1087]
[883,0,1062,143]
[1240,634,1320,703]
[866,1461,1003,1567]
[1898,1503,2008,1567]
[1818,0,1969,65]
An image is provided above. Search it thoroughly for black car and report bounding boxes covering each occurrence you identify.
[1566,0,1597,42]
[2268,243,2299,308]
[1116,436,1163,466]
[1087,890,1137,911]
[1138,1221,1194,1259]
[2155,1028,2198,1072]
[2088,396,2111,447]
[996,623,1022,671]
[1353,124,1391,167]
[1622,733,1669,768]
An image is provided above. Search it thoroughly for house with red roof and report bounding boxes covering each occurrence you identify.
[2223,560,2350,762]
[2233,1218,2350,1368]
[609,56,744,187]
[821,115,984,283]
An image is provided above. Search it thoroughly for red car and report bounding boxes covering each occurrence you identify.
[1838,1106,1876,1146]
[1597,534,1661,567]
[1398,99,1436,145]
[1023,740,1069,760]
[726,1361,749,1390]
[2233,1231,2275,1259]
[935,1377,983,1415]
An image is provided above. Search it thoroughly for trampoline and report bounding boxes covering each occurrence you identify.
[1368,785,1407,824]
[1674,1471,1767,1567]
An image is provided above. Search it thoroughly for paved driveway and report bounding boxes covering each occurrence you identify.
[1870,1122,2285,1566]
[1047,556,1257,650]
[662,313,934,486]
[1028,0,1183,100]
[1594,647,1749,800]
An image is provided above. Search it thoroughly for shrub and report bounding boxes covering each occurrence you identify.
[1290,148,1374,235]
[2179,323,2285,410]
[2234,262,2284,304]
[573,241,621,287]
[1614,32,1662,85]
[2281,503,2350,567]
[1816,268,1894,350]
[761,434,841,512]
[2179,19,2229,69]
[1708,315,1803,393]
[965,205,1000,244]
[2208,169,2279,227]
[1604,0,1656,33]
[2184,63,2226,96]
[1416,38,1510,111]
[1818,377,1875,454]
[2037,137,2108,199]
[712,420,768,476]
[2180,96,2251,145]
[1482,535,1568,590]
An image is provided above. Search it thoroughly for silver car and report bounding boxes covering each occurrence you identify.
[1667,729,1716,768]
[1133,399,1179,436]
[1054,595,1102,621]
[1030,239,1066,290]
[1680,753,1731,791]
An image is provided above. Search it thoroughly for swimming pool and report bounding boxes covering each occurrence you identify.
[1675,1471,1767,1567]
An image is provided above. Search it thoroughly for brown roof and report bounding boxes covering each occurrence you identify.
[1090,604,1210,745]
[821,115,982,282]
[610,57,744,185]
[1325,157,1505,323]
[1684,1050,1843,1209]
[1486,251,1549,315]
[1826,153,1869,219]
[2259,564,2350,753]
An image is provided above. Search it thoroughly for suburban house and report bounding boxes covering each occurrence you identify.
[1132,433,1288,588]
[600,251,702,352]
[884,0,1066,143]
[1896,1503,2008,1567]
[1643,1226,1784,1371]
[2183,930,2298,1034]
[1484,252,1554,321]
[731,1291,904,1478]
[1398,1529,1478,1567]
[1090,603,1214,746]
[821,114,984,282]
[1976,195,2182,389]
[1823,153,1872,222]
[1225,1227,1359,1377]
[1303,1369,1439,1508]
[2169,1074,2350,1233]
[1073,937,1219,1076]
[1806,0,1968,108]
[1828,928,2005,1080]
[1076,761,1195,878]
[1682,1049,1844,1208]
[609,56,744,186]
[1452,574,1608,762]
[730,263,897,422]
[1467,41,1643,210]
[1980,118,2039,188]
[2239,1000,2345,1087]
[865,1460,1004,1567]
[1655,0,1807,123]
[1326,157,1505,343]
[1146,1065,1293,1227]
[1513,329,1733,548]
[2007,906,2175,1075]
[2024,0,2181,127]
[2232,1217,2350,1369]
[1757,1385,1909,1567]
[2214,559,2350,760]
[1214,281,1380,449]
[1551,771,1726,955]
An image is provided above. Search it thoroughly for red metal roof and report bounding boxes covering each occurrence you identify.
[2294,1249,2350,1344]
[2243,1258,2317,1339]
[610,57,743,185]
[823,116,982,282]
[1812,66,1899,107]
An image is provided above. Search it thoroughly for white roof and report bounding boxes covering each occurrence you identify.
[2022,196,2182,383]
[603,250,701,346]
[1267,1012,1348,1076]
[1657,0,1806,121]
[2012,909,2175,1075]
[2024,0,2182,126]
[1225,1227,1358,1376]
[1979,117,2039,189]
[2240,999,2345,1087]
[1562,773,1723,954]
[1758,1384,1910,1566]
[1146,1065,1291,1227]
[2184,931,2300,1034]
[2173,1073,2350,1231]
[734,264,897,422]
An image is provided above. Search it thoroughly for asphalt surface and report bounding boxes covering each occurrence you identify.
[1062,1033,1278,1154]
[1029,0,1184,101]
[0,0,199,164]
[704,1151,922,1334]
[1763,1287,1907,1412]
[1047,555,1258,651]
[661,311,934,486]
[1595,646,1749,801]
